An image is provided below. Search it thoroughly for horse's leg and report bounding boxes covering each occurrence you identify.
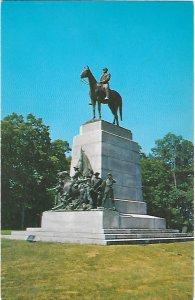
[98,100,101,119]
[113,112,119,126]
[92,99,96,119]
[116,114,119,126]
[108,97,119,126]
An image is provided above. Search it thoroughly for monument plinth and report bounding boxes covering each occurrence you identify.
[7,120,193,244]
[70,120,143,202]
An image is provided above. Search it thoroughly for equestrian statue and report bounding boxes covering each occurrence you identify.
[80,66,123,126]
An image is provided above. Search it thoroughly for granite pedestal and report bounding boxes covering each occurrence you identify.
[70,120,143,202]
[6,120,193,244]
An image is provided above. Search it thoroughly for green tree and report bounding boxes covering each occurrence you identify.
[151,133,193,188]
[141,155,171,217]
[141,133,193,231]
[2,113,71,229]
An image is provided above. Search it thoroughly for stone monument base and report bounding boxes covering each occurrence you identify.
[6,210,193,245]
[3,121,193,245]
[41,210,166,231]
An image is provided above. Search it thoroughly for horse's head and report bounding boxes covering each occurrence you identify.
[80,66,90,79]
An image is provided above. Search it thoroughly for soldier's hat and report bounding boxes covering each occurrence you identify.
[74,166,79,170]
[107,173,112,176]
[94,172,100,176]
[103,67,108,72]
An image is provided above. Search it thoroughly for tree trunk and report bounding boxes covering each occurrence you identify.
[21,204,25,230]
[173,171,177,188]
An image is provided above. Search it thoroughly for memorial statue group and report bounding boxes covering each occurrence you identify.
[50,67,120,212]
[51,168,116,211]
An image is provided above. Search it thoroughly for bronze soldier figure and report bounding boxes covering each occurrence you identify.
[90,172,103,208]
[102,173,116,209]
[99,67,111,100]
[72,166,82,181]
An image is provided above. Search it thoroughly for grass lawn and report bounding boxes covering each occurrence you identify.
[1,239,194,300]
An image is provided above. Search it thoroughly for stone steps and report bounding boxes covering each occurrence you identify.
[8,230,189,240]
[3,234,193,246]
[2,211,193,246]
[104,233,191,240]
[104,229,193,244]
[25,228,180,235]
[2,227,193,246]
[103,228,179,234]
[106,237,194,245]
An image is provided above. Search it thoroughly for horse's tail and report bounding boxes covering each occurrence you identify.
[118,95,123,121]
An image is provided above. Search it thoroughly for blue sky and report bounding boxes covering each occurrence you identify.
[2,1,194,154]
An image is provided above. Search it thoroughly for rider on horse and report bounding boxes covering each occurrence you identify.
[99,67,111,101]
[81,66,122,125]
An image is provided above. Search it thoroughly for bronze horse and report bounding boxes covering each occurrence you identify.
[80,66,122,126]
[51,175,80,210]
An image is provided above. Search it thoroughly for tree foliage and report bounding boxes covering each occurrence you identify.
[141,133,193,231]
[2,113,71,229]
